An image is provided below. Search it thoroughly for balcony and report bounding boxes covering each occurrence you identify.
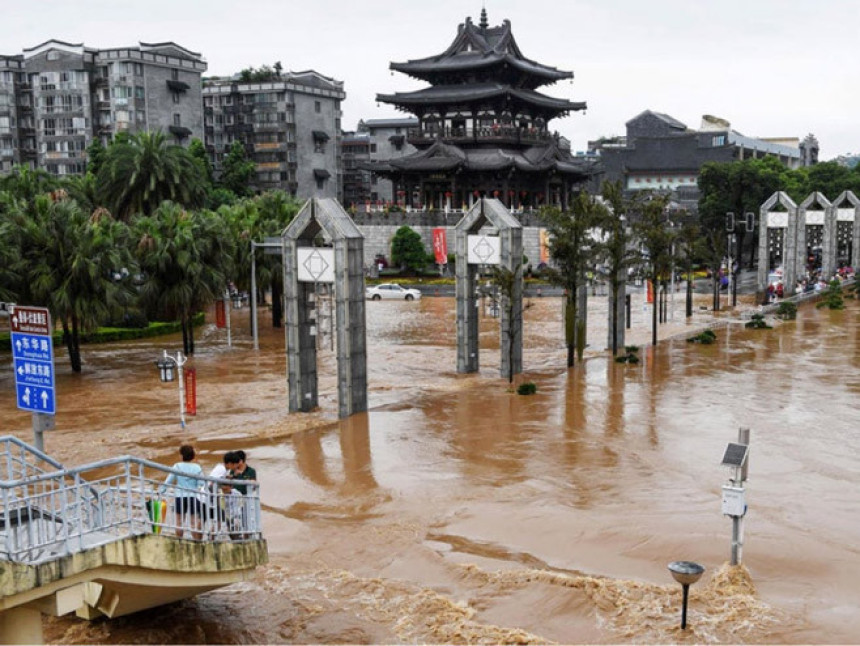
[169,125,192,139]
[20,148,37,159]
[254,141,286,151]
[93,76,109,87]
[97,100,111,110]
[407,125,552,147]
[166,79,190,93]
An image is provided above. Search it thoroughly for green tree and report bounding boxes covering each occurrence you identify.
[97,130,207,220]
[390,226,427,274]
[0,192,24,302]
[632,194,674,348]
[674,217,705,318]
[0,165,57,201]
[599,180,639,355]
[133,202,235,355]
[15,195,134,372]
[219,141,256,198]
[86,138,107,177]
[543,192,606,367]
[188,137,213,185]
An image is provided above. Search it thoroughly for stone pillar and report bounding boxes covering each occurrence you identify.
[285,252,318,413]
[456,228,479,373]
[757,205,770,297]
[784,205,799,295]
[334,235,368,418]
[499,224,523,379]
[823,204,837,279]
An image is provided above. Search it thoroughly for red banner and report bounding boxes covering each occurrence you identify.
[646,280,654,304]
[433,228,448,265]
[215,300,226,328]
[185,368,197,416]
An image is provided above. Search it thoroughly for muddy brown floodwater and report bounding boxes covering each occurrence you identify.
[2,291,860,644]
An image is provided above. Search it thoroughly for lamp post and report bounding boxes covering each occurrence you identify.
[668,561,705,630]
[155,350,188,429]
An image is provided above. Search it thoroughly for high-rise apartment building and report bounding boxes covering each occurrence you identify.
[202,71,345,199]
[0,40,206,177]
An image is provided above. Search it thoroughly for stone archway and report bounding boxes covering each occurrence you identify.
[758,192,798,298]
[454,198,523,378]
[282,198,367,418]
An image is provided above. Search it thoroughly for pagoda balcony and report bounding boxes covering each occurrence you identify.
[407,125,552,147]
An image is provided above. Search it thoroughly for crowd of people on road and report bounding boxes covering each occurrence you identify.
[766,263,855,302]
[157,444,258,541]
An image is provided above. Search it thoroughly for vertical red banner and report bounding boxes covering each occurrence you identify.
[646,280,654,304]
[185,368,197,416]
[433,228,448,264]
[215,300,226,328]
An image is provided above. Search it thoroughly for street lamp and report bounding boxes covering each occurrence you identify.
[155,349,188,429]
[668,560,705,630]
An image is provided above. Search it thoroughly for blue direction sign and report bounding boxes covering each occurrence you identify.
[10,306,56,416]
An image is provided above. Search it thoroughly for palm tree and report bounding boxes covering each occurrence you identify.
[16,194,134,372]
[98,131,207,220]
[632,194,674,348]
[134,202,235,355]
[674,218,704,318]
[543,192,606,367]
[599,181,639,356]
[0,192,24,302]
[0,165,57,202]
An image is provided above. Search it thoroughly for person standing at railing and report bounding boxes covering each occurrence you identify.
[160,444,205,540]
[226,450,258,539]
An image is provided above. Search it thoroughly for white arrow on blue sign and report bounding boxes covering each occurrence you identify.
[11,330,55,415]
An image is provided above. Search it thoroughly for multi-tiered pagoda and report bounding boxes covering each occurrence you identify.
[370,9,596,211]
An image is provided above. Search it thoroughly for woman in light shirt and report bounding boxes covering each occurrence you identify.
[161,444,205,540]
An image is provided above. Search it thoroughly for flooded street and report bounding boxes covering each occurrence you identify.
[2,291,860,643]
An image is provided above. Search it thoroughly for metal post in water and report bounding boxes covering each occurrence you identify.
[668,561,704,630]
[225,289,232,349]
[625,293,631,329]
[251,242,259,351]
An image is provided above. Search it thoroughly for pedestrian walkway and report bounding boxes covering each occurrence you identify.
[0,436,267,645]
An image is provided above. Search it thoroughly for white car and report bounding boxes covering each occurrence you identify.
[366,283,422,301]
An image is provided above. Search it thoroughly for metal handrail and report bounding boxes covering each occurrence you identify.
[0,451,262,565]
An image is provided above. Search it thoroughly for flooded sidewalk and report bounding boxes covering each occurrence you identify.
[2,291,856,643]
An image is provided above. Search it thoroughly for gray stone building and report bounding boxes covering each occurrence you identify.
[341,130,371,207]
[0,40,206,177]
[358,117,418,204]
[593,110,812,204]
[202,71,345,199]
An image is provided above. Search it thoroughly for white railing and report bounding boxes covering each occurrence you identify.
[0,437,262,565]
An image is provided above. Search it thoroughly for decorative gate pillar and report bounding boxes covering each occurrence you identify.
[282,199,367,418]
[832,191,860,272]
[455,198,523,377]
[798,192,832,282]
[758,192,798,299]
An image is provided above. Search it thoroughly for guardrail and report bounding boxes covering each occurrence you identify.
[0,438,261,565]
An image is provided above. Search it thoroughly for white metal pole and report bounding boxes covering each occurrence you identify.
[670,243,675,322]
[175,351,187,430]
[225,289,232,349]
[251,243,258,351]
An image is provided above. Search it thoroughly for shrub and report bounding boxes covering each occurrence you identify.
[776,301,797,320]
[687,329,717,344]
[615,345,640,364]
[745,313,772,329]
[517,382,537,395]
[816,280,845,310]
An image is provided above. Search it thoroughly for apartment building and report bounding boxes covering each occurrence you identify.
[202,70,345,199]
[0,40,206,177]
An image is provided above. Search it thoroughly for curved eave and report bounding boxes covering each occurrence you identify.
[390,54,572,84]
[377,84,585,113]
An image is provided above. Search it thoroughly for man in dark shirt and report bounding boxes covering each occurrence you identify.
[226,450,258,539]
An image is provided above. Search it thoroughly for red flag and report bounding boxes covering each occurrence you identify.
[185,368,197,416]
[646,280,654,304]
[215,300,226,328]
[433,228,447,265]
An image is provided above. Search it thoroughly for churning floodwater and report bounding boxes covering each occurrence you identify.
[2,292,860,644]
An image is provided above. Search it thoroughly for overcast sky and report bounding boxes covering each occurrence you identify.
[7,0,859,160]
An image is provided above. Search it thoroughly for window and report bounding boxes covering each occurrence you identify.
[712,135,725,147]
[171,69,179,81]
[173,113,181,126]
[314,100,321,113]
[316,176,325,190]
[314,140,326,154]
[172,92,180,104]
[47,51,60,61]
[135,86,145,99]
[370,143,377,153]
[134,63,144,76]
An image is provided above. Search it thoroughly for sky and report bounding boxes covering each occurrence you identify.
[6,0,860,160]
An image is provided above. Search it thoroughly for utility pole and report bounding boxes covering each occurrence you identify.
[721,427,750,565]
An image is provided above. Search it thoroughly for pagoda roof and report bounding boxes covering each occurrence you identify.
[390,14,571,87]
[365,139,597,178]
[378,82,585,115]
